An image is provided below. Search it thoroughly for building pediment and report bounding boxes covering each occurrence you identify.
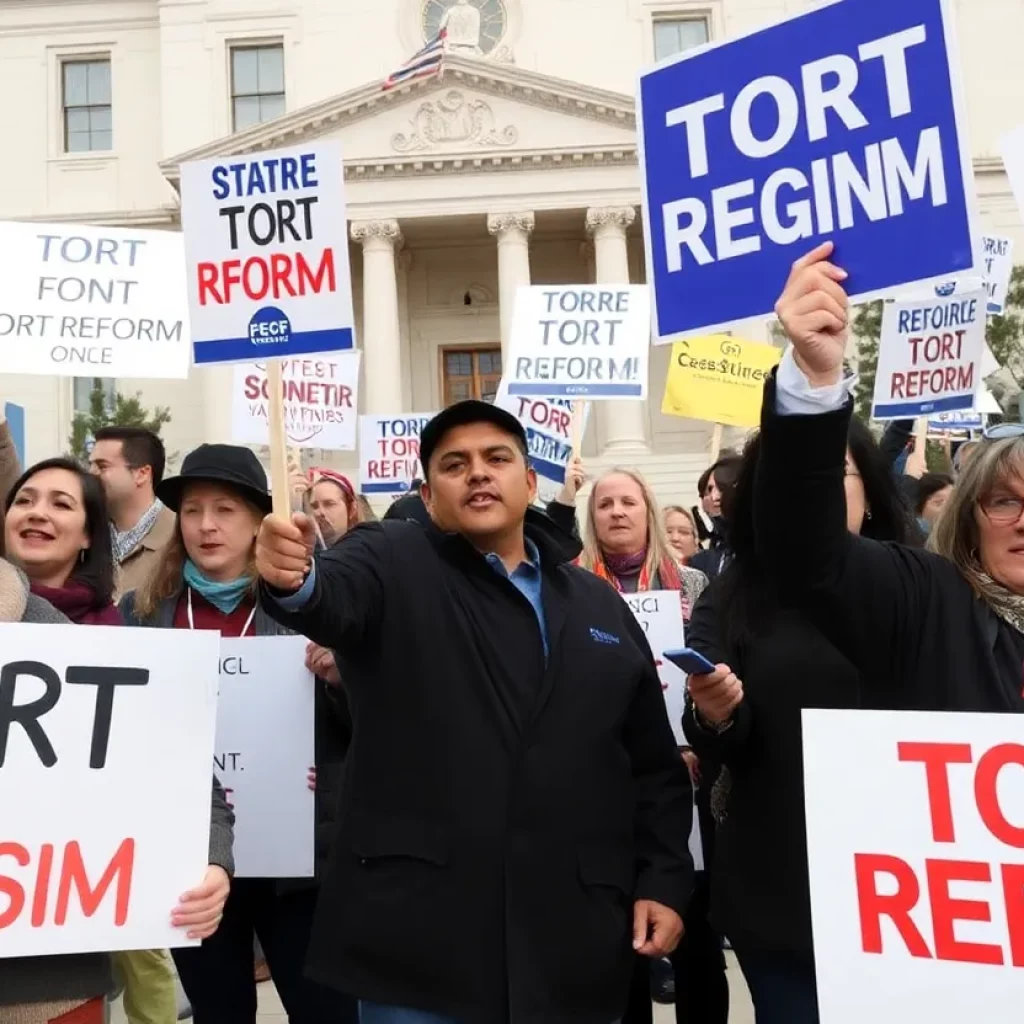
[159,56,637,185]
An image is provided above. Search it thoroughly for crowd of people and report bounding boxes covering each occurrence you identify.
[2,243,1021,1024]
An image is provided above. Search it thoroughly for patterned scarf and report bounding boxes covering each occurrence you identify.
[111,499,164,564]
[589,552,691,618]
[973,570,1024,636]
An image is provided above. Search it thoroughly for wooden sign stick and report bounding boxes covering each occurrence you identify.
[266,360,291,519]
[570,399,587,457]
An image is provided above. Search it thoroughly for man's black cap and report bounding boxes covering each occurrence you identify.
[419,400,528,477]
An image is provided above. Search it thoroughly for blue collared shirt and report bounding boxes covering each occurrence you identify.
[272,537,549,655]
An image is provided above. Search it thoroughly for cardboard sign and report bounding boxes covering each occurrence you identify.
[506,286,651,399]
[872,286,986,419]
[0,624,218,958]
[638,0,979,339]
[980,235,1014,316]
[494,384,591,502]
[181,141,354,365]
[0,222,190,379]
[359,413,435,495]
[662,334,781,427]
[216,637,315,878]
[621,591,703,871]
[231,352,360,450]
[803,708,1024,1024]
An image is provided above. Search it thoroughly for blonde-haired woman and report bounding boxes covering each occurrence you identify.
[120,443,356,1024]
[663,505,700,564]
[579,468,707,613]
[577,468,726,1024]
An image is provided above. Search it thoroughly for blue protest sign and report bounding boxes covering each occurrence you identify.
[4,402,25,467]
[180,141,355,365]
[638,0,979,340]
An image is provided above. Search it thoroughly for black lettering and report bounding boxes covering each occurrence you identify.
[219,206,244,250]
[0,661,61,767]
[65,666,149,769]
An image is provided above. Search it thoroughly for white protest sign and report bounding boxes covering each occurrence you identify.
[494,383,591,503]
[804,708,1024,1024]
[0,624,218,958]
[0,222,190,379]
[980,235,1014,316]
[181,140,354,365]
[622,591,703,871]
[359,413,435,495]
[216,637,315,878]
[872,287,986,420]
[506,286,650,400]
[231,352,360,450]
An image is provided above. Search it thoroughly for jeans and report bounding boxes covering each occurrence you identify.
[173,880,357,1024]
[734,948,819,1024]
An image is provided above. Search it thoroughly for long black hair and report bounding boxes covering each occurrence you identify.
[715,419,917,651]
[4,457,115,604]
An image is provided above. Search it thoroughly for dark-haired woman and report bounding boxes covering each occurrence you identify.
[689,455,742,581]
[682,418,917,1024]
[4,458,119,624]
[914,471,954,534]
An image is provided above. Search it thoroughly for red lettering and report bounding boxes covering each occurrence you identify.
[855,853,932,958]
[243,374,261,400]
[926,858,1003,965]
[270,253,297,299]
[55,838,134,927]
[890,372,906,398]
[338,385,353,408]
[956,364,974,392]
[0,842,29,928]
[297,249,335,294]
[31,842,53,928]
[1003,863,1024,967]
[898,742,973,842]
[194,250,336,305]
[907,335,923,364]
[974,743,1024,848]
[197,263,223,305]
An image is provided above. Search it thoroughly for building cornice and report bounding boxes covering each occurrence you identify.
[8,207,179,228]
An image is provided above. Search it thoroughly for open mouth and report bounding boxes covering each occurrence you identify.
[19,528,54,543]
[466,492,499,508]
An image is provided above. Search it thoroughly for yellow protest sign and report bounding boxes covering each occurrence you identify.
[661,334,781,428]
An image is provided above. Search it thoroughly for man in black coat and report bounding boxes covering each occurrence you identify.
[255,401,693,1024]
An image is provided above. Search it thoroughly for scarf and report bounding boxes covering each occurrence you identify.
[589,550,690,617]
[183,559,252,614]
[111,499,165,564]
[29,579,120,626]
[973,570,1024,635]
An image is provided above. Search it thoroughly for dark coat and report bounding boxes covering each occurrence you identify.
[261,510,693,1024]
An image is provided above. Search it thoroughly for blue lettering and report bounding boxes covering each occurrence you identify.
[300,153,318,188]
[211,165,230,201]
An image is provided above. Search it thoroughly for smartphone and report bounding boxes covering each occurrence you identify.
[662,647,717,676]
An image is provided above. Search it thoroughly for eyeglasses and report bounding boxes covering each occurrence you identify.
[979,495,1024,525]
[983,423,1024,441]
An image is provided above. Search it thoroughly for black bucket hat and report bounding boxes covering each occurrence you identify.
[157,444,272,515]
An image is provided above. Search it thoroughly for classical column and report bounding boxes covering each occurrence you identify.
[487,211,535,356]
[351,220,404,416]
[587,206,649,455]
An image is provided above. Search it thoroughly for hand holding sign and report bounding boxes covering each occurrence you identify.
[256,512,316,591]
[775,242,849,388]
[171,864,230,940]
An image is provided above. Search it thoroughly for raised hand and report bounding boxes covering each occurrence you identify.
[775,241,849,387]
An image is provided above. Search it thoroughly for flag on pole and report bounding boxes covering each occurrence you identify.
[383,29,447,90]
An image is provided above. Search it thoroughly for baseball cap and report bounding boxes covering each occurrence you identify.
[419,400,528,477]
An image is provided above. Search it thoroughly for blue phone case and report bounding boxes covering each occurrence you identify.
[662,647,716,675]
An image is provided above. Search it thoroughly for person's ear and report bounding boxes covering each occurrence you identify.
[526,467,538,504]
[420,481,434,512]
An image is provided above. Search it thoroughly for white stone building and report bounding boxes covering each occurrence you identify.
[0,0,1021,502]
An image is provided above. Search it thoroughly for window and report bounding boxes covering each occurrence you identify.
[442,347,502,405]
[62,59,112,153]
[231,44,285,131]
[653,17,709,60]
[73,377,115,418]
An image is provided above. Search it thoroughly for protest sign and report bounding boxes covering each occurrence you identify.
[927,409,983,434]
[4,402,25,467]
[638,0,979,340]
[0,222,190,379]
[506,286,651,399]
[0,624,218,958]
[180,140,353,366]
[622,591,703,870]
[231,352,360,450]
[662,334,781,427]
[872,286,986,419]
[360,413,435,495]
[495,384,592,502]
[804,708,1024,1024]
[979,235,1014,315]
[216,637,315,878]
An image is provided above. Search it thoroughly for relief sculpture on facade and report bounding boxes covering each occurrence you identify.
[391,90,518,153]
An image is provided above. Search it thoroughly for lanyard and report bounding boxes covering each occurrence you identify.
[186,587,257,638]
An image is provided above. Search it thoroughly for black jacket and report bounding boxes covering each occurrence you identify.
[261,510,693,1024]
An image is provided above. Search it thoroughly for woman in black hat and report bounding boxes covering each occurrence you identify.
[120,443,356,1024]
